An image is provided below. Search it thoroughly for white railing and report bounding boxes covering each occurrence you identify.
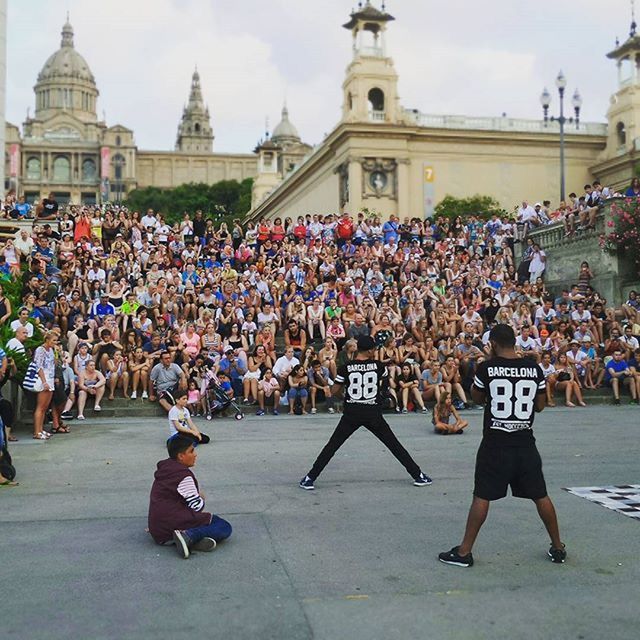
[358,46,384,58]
[404,110,608,136]
[369,110,386,122]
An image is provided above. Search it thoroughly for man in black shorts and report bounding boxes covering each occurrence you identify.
[439,324,566,567]
[299,335,432,490]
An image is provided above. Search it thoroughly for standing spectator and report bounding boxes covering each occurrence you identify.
[31,331,57,440]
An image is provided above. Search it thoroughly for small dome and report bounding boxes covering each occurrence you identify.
[37,19,96,86]
[271,105,300,145]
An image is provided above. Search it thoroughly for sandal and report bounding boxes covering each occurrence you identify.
[8,435,18,442]
[52,425,70,434]
[33,432,50,440]
[0,479,19,486]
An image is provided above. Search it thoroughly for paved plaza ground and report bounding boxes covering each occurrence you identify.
[3,405,639,640]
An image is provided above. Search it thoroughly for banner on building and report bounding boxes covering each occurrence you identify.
[100,146,110,179]
[423,164,435,219]
[9,144,20,177]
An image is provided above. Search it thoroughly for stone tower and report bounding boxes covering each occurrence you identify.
[175,68,214,152]
[341,1,401,124]
[605,12,640,157]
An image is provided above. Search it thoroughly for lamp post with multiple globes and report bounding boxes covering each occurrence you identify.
[540,71,583,203]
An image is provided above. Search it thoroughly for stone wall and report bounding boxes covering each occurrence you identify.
[525,200,639,306]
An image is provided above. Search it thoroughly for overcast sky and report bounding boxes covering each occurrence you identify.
[5,0,633,153]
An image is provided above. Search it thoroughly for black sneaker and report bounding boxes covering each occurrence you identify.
[413,472,433,487]
[613,398,621,405]
[192,537,217,552]
[439,545,474,567]
[299,475,315,490]
[60,411,74,420]
[172,530,192,559]
[548,544,567,564]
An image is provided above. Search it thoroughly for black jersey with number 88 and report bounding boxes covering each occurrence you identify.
[473,356,546,445]
[335,359,387,413]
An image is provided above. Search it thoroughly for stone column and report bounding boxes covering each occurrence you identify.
[348,159,362,215]
[396,158,410,219]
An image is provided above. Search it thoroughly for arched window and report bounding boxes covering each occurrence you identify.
[52,156,70,182]
[113,154,125,180]
[115,135,122,146]
[82,158,97,181]
[26,157,41,180]
[367,88,385,120]
[348,92,353,110]
[194,123,201,133]
[617,121,626,146]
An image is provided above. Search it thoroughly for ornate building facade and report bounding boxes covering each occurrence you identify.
[247,3,637,222]
[4,18,310,204]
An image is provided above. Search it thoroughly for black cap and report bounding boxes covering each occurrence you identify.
[356,335,376,352]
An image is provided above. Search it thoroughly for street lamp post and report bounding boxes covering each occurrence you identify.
[540,71,583,203]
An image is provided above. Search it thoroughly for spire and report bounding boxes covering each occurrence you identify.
[187,67,204,112]
[632,0,637,38]
[61,15,74,48]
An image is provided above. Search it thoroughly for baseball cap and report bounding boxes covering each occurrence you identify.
[224,347,234,354]
[356,335,376,352]
[582,336,592,342]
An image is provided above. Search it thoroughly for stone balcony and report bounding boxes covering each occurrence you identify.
[524,199,639,306]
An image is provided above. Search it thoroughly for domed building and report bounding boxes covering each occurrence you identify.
[4,17,312,204]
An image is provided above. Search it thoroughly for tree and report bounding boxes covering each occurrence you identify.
[434,194,507,220]
[124,178,253,224]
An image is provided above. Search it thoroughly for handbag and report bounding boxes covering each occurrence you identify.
[22,361,40,391]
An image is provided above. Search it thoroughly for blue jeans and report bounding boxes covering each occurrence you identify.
[186,515,232,544]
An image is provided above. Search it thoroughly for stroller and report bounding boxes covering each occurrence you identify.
[202,370,244,421]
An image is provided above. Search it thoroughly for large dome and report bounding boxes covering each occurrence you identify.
[33,18,99,123]
[37,20,96,85]
[271,105,301,146]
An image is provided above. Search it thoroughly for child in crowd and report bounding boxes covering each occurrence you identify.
[148,434,232,559]
[168,392,210,444]
[187,380,202,416]
[432,392,469,434]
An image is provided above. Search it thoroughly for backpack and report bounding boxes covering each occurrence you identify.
[293,391,303,416]
[0,417,15,482]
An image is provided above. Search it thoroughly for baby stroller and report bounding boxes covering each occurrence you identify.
[203,371,244,421]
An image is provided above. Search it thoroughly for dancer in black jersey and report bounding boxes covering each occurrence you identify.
[439,325,566,567]
[299,335,432,490]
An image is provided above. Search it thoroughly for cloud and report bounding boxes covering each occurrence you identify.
[5,0,631,153]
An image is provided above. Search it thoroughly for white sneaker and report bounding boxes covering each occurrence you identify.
[311,408,317,414]
[328,407,335,414]
[77,415,85,421]
[94,405,101,412]
[130,391,137,400]
[142,391,149,399]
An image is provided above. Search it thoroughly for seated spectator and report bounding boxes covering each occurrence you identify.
[77,360,106,420]
[394,362,427,413]
[256,368,281,416]
[148,435,231,559]
[307,359,335,415]
[150,351,188,411]
[287,364,309,415]
[168,392,209,444]
[554,353,586,408]
[605,349,637,405]
[432,392,468,434]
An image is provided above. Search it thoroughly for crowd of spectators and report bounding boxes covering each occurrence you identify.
[1,183,639,442]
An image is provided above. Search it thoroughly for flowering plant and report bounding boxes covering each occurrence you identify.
[598,198,640,269]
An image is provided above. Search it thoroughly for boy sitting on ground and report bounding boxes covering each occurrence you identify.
[148,435,232,559]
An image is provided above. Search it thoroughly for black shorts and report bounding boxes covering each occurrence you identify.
[474,443,547,501]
